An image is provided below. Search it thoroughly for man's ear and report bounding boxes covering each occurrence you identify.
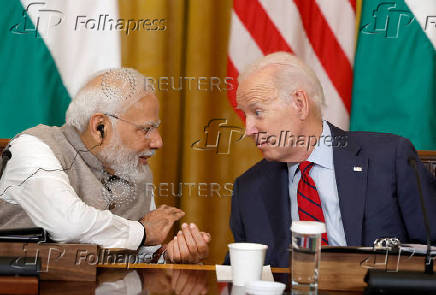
[291,90,310,120]
[88,113,112,143]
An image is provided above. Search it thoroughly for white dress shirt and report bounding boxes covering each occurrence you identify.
[0,134,156,250]
[287,121,347,246]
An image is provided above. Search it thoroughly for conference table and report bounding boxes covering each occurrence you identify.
[37,263,358,295]
[2,243,434,294]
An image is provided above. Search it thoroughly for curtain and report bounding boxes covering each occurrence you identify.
[119,0,262,264]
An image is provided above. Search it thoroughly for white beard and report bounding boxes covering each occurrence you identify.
[99,134,154,183]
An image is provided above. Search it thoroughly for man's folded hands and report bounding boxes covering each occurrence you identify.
[166,223,211,264]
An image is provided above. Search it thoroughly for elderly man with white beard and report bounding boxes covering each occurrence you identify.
[0,68,210,263]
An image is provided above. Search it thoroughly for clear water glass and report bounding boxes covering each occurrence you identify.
[290,221,326,292]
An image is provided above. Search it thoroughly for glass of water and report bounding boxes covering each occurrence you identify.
[290,221,326,291]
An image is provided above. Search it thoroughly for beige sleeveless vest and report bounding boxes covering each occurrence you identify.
[0,124,153,229]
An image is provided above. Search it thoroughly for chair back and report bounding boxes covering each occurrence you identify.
[418,151,436,178]
[0,139,9,154]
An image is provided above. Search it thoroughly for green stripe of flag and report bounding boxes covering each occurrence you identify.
[0,0,70,138]
[351,0,436,150]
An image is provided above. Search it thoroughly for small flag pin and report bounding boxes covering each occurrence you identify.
[353,166,363,172]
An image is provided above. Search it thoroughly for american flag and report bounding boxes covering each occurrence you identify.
[227,0,356,130]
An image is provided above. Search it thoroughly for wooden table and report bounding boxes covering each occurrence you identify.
[38,264,361,295]
[2,246,432,294]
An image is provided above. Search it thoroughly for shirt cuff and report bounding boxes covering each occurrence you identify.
[126,220,145,250]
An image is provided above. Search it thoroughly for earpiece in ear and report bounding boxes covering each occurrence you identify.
[97,124,105,139]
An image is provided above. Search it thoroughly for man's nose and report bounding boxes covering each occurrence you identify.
[244,117,258,137]
[149,129,163,149]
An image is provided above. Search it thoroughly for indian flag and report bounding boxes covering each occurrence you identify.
[351,0,436,149]
[0,0,121,138]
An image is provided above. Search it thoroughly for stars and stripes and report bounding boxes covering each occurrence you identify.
[227,0,356,130]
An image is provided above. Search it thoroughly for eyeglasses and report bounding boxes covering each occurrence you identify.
[105,113,161,138]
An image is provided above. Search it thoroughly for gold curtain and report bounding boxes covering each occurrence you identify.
[119,0,262,264]
[356,0,362,37]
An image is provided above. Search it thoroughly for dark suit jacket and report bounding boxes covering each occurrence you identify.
[225,122,436,267]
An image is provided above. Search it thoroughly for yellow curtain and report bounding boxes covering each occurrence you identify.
[356,0,362,38]
[119,0,262,264]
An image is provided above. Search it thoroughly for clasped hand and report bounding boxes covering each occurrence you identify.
[139,205,210,263]
[166,223,211,264]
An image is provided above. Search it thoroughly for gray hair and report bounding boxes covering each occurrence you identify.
[66,68,154,133]
[239,52,325,111]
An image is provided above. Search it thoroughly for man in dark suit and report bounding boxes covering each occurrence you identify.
[226,52,436,267]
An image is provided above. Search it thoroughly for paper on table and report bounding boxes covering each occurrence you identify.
[215,265,274,282]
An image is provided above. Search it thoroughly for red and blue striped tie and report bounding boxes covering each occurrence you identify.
[297,161,329,245]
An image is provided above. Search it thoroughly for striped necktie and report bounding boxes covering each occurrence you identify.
[297,161,329,245]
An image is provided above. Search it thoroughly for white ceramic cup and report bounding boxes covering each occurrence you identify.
[228,243,268,286]
[245,280,286,295]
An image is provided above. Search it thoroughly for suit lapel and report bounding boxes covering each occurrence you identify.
[329,123,368,246]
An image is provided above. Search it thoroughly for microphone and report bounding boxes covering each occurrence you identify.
[408,156,433,274]
[0,149,12,179]
[365,156,435,293]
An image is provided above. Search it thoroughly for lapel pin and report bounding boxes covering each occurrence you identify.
[353,166,363,172]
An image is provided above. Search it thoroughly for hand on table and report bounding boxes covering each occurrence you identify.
[166,223,211,264]
[139,205,185,246]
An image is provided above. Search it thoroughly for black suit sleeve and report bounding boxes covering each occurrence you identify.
[395,138,436,244]
[223,178,246,264]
